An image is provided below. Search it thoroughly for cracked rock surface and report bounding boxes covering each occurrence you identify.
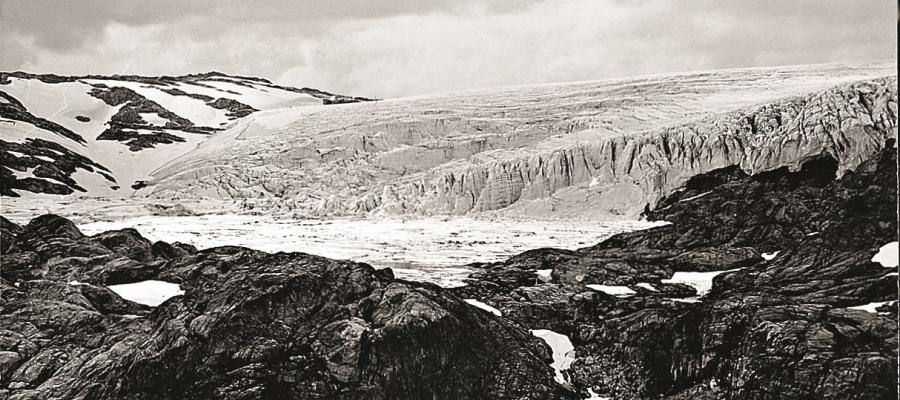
[0,215,576,400]
[454,146,898,399]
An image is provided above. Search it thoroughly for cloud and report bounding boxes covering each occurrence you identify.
[1,0,895,97]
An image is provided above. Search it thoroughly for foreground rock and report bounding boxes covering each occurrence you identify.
[0,216,576,399]
[455,146,899,399]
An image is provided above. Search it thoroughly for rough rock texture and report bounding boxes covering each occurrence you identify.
[0,215,576,399]
[141,65,897,219]
[454,147,899,399]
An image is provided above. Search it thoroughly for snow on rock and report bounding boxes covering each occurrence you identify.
[872,242,898,268]
[586,284,636,297]
[464,299,502,316]
[848,301,895,314]
[585,388,611,400]
[107,280,184,306]
[530,329,575,384]
[1,72,368,198]
[668,297,702,303]
[762,251,780,261]
[535,269,553,282]
[661,268,741,297]
[636,282,657,291]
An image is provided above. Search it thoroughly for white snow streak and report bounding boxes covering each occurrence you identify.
[531,329,575,384]
[107,280,184,306]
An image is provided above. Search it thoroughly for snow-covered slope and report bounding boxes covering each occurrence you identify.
[140,62,897,218]
[0,72,371,196]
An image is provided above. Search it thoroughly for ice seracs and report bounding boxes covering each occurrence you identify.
[107,280,184,306]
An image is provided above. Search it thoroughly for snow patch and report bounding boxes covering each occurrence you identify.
[107,280,184,306]
[872,242,898,268]
[636,282,656,291]
[761,251,780,261]
[848,301,894,314]
[586,284,636,297]
[586,388,611,400]
[464,299,502,316]
[531,329,575,384]
[661,268,741,297]
[668,297,702,303]
[535,269,553,282]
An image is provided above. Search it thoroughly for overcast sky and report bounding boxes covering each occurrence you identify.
[1,0,895,98]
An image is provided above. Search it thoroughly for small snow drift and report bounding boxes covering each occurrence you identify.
[530,329,575,384]
[872,242,898,268]
[848,301,895,313]
[662,269,741,297]
[586,284,636,297]
[464,299,502,316]
[586,388,611,400]
[636,282,656,291]
[668,297,701,303]
[762,251,780,260]
[535,269,553,282]
[107,280,184,306]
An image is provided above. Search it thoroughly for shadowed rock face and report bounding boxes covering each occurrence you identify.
[453,147,898,399]
[0,215,576,400]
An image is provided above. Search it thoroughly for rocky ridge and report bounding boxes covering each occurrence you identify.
[0,214,576,399]
[452,145,899,399]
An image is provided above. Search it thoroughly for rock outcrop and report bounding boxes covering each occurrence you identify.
[0,214,576,399]
[453,146,899,399]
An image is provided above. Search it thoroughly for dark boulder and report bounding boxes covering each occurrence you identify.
[0,214,579,400]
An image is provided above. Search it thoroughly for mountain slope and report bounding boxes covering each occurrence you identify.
[0,72,372,197]
[138,62,896,218]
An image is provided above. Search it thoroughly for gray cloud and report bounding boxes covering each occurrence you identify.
[1,0,895,97]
